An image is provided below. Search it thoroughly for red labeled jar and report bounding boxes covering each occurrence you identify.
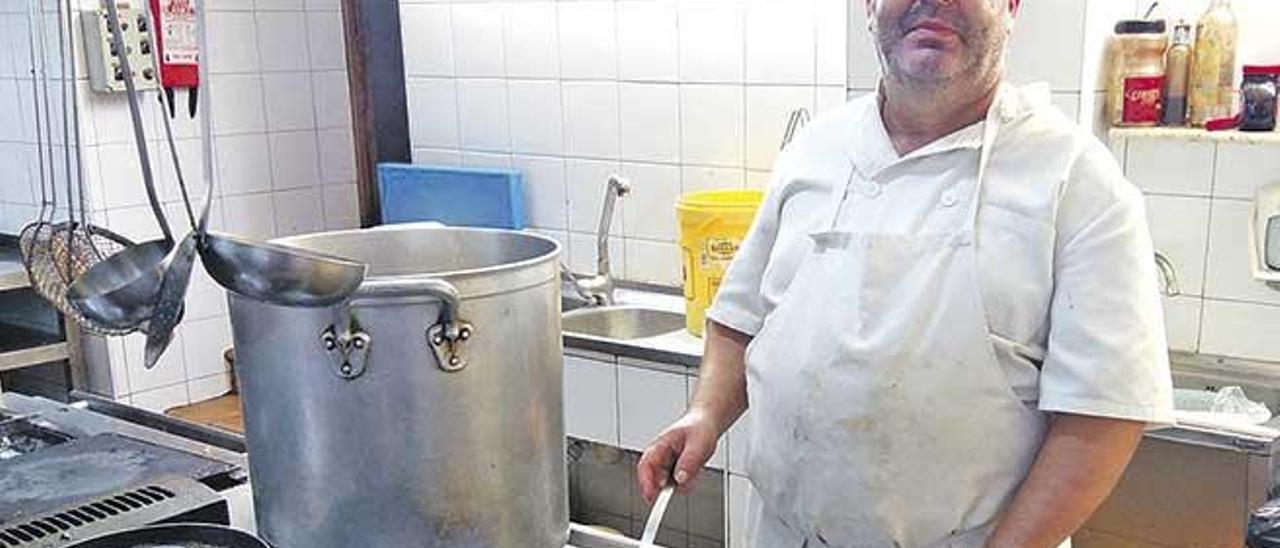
[1108,20,1169,127]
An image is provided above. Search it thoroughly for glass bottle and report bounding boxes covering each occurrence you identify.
[1162,22,1193,126]
[1188,0,1239,127]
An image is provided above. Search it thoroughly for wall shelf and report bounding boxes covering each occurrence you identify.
[1110,126,1280,146]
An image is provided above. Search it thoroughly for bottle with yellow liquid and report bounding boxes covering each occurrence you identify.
[1188,0,1239,126]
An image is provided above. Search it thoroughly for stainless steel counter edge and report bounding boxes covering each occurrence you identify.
[564,334,700,369]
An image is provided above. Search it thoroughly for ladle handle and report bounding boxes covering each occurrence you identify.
[104,0,172,243]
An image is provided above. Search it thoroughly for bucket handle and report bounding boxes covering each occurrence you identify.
[340,278,475,373]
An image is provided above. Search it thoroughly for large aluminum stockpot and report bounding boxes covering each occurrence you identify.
[227,225,567,548]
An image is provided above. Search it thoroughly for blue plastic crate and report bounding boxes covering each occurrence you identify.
[377,163,526,229]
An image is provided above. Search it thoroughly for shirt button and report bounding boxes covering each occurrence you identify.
[863,183,883,198]
[940,193,958,207]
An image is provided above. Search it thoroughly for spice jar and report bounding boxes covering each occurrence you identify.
[1162,22,1193,126]
[1107,20,1168,127]
[1241,65,1279,132]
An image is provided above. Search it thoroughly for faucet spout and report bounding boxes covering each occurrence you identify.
[597,176,631,277]
[1155,251,1181,297]
[568,175,631,306]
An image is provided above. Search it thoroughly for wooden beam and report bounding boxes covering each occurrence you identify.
[0,343,70,373]
[339,0,412,227]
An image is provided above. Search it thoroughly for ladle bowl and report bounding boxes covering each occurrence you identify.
[199,231,366,308]
[66,239,172,330]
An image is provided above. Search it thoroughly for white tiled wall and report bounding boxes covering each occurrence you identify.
[564,353,620,445]
[0,0,357,411]
[400,0,849,287]
[1116,137,1280,362]
[0,0,62,236]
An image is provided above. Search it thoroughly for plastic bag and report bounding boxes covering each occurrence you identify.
[1174,386,1273,425]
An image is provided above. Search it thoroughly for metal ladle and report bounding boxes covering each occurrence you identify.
[198,233,366,308]
[140,0,360,368]
[185,0,364,308]
[142,85,211,368]
[67,0,174,332]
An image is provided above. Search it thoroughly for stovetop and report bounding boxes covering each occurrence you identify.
[0,394,247,525]
[1,393,661,547]
[0,433,236,523]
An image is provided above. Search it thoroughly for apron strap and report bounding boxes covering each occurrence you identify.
[965,87,1010,231]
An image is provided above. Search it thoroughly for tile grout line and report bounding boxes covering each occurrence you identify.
[447,4,462,166]
[738,0,747,190]
[610,0,629,279]
[246,8,279,238]
[1194,143,1220,350]
[549,0,571,259]
[1202,295,1280,310]
[299,18,328,229]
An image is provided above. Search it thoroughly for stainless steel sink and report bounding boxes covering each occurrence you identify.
[562,296,591,313]
[562,306,685,340]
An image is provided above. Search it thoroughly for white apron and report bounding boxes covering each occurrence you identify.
[742,95,1051,548]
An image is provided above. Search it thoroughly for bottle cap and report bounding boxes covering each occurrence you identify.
[1115,20,1167,34]
[1243,65,1280,76]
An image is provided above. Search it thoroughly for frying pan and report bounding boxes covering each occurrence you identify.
[66,523,270,548]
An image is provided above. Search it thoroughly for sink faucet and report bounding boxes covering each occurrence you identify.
[780,107,810,150]
[565,175,631,306]
[1155,251,1181,297]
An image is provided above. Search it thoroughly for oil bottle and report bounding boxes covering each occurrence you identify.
[1188,0,1239,127]
[1162,22,1193,126]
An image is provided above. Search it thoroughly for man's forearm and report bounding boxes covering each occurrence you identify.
[986,414,1146,548]
[689,320,752,434]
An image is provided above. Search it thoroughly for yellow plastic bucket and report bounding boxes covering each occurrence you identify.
[677,189,764,337]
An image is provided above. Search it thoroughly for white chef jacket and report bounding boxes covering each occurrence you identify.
[708,84,1176,424]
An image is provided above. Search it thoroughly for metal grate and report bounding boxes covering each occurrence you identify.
[0,485,175,547]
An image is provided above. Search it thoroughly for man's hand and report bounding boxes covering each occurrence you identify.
[636,320,753,504]
[985,413,1146,548]
[636,407,721,503]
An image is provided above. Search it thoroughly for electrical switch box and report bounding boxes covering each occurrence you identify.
[81,0,160,93]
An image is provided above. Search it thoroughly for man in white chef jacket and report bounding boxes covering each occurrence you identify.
[637,0,1175,546]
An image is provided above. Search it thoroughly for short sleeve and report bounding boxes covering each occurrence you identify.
[704,157,793,337]
[1038,143,1175,426]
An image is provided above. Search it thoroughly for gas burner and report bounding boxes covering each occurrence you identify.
[0,413,71,461]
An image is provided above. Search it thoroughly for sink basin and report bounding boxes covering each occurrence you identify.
[562,306,686,340]
[562,296,592,313]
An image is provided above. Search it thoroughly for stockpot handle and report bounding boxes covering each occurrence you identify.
[355,278,474,372]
